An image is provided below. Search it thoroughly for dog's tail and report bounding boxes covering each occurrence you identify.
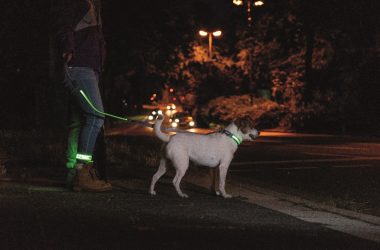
[154,115,170,142]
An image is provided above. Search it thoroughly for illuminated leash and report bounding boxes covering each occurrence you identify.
[64,66,242,143]
[79,90,129,121]
[63,65,153,127]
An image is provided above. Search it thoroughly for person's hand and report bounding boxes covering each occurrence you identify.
[62,52,73,64]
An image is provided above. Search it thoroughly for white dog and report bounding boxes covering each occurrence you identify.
[149,115,260,198]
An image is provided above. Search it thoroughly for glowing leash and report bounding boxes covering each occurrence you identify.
[79,90,129,121]
[64,67,227,135]
[64,65,154,127]
[79,89,156,128]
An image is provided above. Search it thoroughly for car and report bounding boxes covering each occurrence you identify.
[166,103,177,111]
[169,112,195,128]
[147,109,163,121]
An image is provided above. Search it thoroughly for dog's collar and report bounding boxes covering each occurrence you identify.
[221,129,242,145]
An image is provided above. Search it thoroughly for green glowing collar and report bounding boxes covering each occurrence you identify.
[221,129,242,145]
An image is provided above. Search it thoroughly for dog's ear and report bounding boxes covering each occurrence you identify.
[234,116,254,133]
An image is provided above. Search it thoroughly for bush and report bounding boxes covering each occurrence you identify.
[201,90,344,132]
[201,95,287,129]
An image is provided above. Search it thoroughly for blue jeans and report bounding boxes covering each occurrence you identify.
[65,67,105,167]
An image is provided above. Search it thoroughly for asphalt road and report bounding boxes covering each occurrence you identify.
[229,132,380,214]
[1,180,379,250]
[108,124,380,214]
[2,124,379,249]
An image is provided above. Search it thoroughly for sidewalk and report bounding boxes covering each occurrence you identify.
[1,161,380,249]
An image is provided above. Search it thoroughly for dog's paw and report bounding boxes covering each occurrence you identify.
[222,194,232,199]
[149,190,157,196]
[215,190,221,196]
[179,193,189,198]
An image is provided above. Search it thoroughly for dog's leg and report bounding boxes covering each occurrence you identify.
[218,163,232,198]
[209,168,220,196]
[149,158,167,195]
[172,157,189,198]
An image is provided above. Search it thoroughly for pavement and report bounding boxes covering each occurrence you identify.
[1,159,380,249]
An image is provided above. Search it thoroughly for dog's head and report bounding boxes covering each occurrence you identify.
[234,116,260,141]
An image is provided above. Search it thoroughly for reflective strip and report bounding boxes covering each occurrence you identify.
[76,153,93,162]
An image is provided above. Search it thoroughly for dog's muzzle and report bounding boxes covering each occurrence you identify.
[249,130,260,140]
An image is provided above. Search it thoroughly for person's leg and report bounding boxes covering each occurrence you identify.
[66,98,108,183]
[68,67,104,162]
[66,67,111,191]
[65,96,81,188]
[93,126,108,181]
[66,96,80,169]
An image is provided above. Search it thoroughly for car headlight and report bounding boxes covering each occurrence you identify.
[152,111,156,115]
[171,122,178,128]
[148,115,154,120]
[158,110,163,115]
[189,121,195,127]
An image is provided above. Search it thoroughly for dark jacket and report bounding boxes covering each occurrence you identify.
[56,0,106,71]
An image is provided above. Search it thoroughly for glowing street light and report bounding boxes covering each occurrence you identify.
[198,30,222,60]
[232,0,264,27]
[233,0,243,5]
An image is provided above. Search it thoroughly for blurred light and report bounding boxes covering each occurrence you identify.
[167,105,171,110]
[175,119,180,123]
[148,115,154,120]
[152,111,157,115]
[254,1,264,6]
[172,104,176,110]
[233,0,243,5]
[199,30,208,36]
[158,110,163,115]
[169,88,174,93]
[212,30,222,37]
[189,121,195,127]
[171,122,178,128]
[153,93,157,97]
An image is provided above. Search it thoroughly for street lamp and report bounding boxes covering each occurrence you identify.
[199,30,222,60]
[233,0,264,27]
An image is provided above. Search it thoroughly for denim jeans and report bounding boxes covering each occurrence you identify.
[65,67,105,167]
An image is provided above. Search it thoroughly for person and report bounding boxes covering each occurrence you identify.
[56,0,111,192]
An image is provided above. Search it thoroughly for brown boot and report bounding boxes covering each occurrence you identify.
[73,164,112,192]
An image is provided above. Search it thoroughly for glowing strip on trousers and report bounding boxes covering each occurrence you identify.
[79,90,129,121]
[76,153,93,162]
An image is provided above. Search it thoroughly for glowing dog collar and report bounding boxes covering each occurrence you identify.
[221,129,242,145]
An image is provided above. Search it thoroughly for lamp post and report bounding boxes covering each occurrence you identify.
[199,30,222,60]
[233,0,264,27]
[233,0,264,94]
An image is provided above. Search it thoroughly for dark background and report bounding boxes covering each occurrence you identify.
[0,0,379,134]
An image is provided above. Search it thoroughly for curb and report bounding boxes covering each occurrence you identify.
[181,171,380,226]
